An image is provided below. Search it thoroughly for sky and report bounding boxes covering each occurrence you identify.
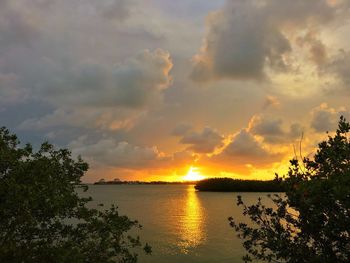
[1,0,350,182]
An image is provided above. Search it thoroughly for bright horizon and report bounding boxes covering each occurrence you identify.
[1,0,350,183]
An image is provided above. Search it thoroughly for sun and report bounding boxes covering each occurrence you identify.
[183,166,206,181]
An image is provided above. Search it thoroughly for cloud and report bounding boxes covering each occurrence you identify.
[0,72,25,105]
[19,107,142,131]
[0,0,173,137]
[2,0,350,182]
[70,137,161,168]
[171,123,193,136]
[178,127,224,153]
[191,0,338,82]
[289,123,304,140]
[0,0,39,50]
[248,115,284,137]
[296,30,328,66]
[41,49,173,108]
[0,0,171,109]
[325,50,350,88]
[206,129,282,172]
[97,0,132,22]
[224,130,271,158]
[18,49,173,132]
[263,95,280,110]
[248,115,303,144]
[69,135,195,170]
[310,103,348,132]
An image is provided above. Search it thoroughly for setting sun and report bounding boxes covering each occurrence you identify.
[183,167,206,181]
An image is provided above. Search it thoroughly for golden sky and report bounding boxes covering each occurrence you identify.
[1,0,350,182]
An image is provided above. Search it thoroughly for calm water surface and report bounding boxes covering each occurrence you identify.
[84,185,275,263]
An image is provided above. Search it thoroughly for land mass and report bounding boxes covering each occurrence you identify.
[194,177,284,192]
[94,179,197,185]
[94,177,285,192]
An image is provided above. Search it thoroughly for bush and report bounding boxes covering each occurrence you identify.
[229,117,350,262]
[0,127,151,263]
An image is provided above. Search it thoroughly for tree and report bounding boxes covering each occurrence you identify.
[0,127,151,262]
[229,116,350,263]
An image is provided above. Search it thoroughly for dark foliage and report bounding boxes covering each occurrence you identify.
[0,127,151,263]
[229,117,350,262]
[195,178,284,192]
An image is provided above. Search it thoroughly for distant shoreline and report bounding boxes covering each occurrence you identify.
[93,180,197,185]
[91,177,285,192]
[194,178,284,192]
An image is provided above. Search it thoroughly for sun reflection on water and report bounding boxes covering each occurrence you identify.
[178,186,206,253]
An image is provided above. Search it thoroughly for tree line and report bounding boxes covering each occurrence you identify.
[195,177,284,192]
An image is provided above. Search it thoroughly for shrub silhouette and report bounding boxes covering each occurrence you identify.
[0,127,151,262]
[230,116,350,262]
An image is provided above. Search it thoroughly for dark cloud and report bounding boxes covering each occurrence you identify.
[16,49,173,134]
[296,31,328,66]
[0,0,40,50]
[325,50,350,88]
[206,129,282,172]
[310,103,348,133]
[35,49,173,108]
[179,127,224,153]
[223,130,271,158]
[0,0,169,109]
[249,116,284,137]
[191,0,338,82]
[248,115,303,144]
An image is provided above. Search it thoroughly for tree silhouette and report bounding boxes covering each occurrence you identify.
[230,116,350,262]
[0,127,151,262]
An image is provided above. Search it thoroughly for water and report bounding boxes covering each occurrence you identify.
[83,184,275,263]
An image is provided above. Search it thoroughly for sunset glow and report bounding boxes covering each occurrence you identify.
[1,1,349,183]
[183,167,206,181]
[3,1,350,262]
